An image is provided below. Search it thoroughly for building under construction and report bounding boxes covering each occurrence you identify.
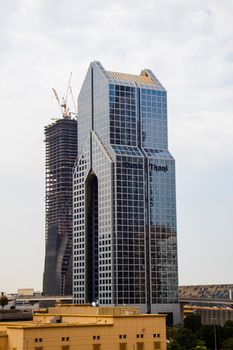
[43,117,77,296]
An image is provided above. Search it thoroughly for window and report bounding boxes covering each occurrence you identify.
[62,346,70,350]
[154,342,161,349]
[93,345,101,350]
[62,337,69,341]
[35,339,43,343]
[137,343,144,350]
[93,336,100,340]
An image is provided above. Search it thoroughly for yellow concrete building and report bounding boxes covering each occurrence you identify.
[0,305,166,350]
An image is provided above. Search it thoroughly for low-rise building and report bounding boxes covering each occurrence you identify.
[0,305,166,350]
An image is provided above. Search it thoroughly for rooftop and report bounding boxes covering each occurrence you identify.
[0,305,166,330]
[179,284,233,301]
[45,305,140,316]
[106,71,156,86]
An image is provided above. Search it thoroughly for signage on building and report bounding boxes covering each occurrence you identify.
[149,163,168,173]
[123,162,168,173]
[124,162,143,170]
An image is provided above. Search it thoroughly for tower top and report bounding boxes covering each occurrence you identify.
[90,61,166,90]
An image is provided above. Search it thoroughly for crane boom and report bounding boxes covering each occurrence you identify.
[52,88,63,116]
[52,73,76,119]
[69,86,77,113]
[65,72,72,102]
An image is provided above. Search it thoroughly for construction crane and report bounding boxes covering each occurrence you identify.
[69,86,77,114]
[52,72,74,119]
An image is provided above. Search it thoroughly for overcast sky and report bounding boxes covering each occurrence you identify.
[0,0,232,293]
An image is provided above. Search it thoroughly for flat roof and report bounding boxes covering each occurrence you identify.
[34,312,166,319]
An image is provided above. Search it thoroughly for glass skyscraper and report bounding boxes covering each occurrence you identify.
[73,62,180,323]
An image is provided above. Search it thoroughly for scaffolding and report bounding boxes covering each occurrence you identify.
[43,118,77,296]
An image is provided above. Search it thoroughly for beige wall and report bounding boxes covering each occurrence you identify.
[0,316,165,350]
[6,328,24,350]
[0,334,8,350]
[33,313,113,325]
[17,289,34,296]
[0,311,166,350]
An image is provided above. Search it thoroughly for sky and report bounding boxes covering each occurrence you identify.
[0,0,232,293]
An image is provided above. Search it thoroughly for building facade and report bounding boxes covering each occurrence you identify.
[43,118,77,296]
[0,305,166,350]
[73,62,179,323]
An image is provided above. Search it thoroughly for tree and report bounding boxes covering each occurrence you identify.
[193,340,207,350]
[222,337,233,350]
[0,292,8,309]
[200,324,224,350]
[173,328,197,350]
[224,321,233,340]
[167,326,179,341]
[184,313,202,334]
[167,339,181,350]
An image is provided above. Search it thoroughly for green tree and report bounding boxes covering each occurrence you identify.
[222,337,233,350]
[167,326,179,341]
[0,292,8,309]
[193,339,207,350]
[184,313,202,334]
[173,328,197,350]
[167,339,181,350]
[200,324,224,350]
[224,321,233,340]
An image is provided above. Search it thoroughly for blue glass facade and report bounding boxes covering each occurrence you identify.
[73,62,180,323]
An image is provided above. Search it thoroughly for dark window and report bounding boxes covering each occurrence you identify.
[137,343,144,350]
[93,345,101,350]
[62,346,70,350]
[119,344,127,350]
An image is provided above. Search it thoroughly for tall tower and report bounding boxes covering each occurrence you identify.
[73,62,179,323]
[43,117,77,296]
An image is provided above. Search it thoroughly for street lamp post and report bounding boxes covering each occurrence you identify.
[213,323,217,350]
[211,317,217,350]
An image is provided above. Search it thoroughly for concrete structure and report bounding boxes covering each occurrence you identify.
[43,117,77,296]
[184,306,233,327]
[0,305,166,350]
[5,290,41,312]
[17,289,34,297]
[73,62,179,324]
[0,311,32,322]
[180,285,233,326]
